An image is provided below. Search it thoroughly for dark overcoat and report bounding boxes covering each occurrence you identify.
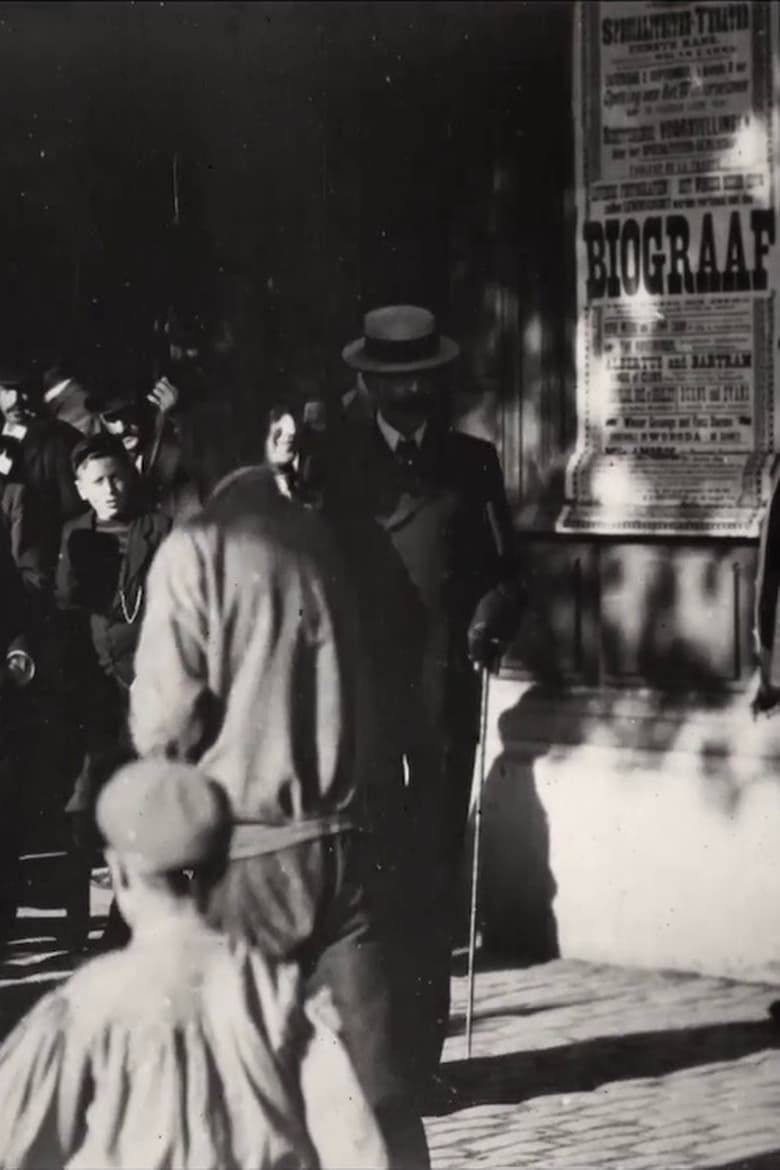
[332,417,516,746]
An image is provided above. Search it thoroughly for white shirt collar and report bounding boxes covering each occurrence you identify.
[2,422,27,441]
[43,378,72,404]
[376,412,427,453]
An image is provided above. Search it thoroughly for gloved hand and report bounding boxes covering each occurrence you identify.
[751,647,780,719]
[750,676,780,719]
[467,580,526,670]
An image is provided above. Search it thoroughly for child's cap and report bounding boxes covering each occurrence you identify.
[96,759,231,875]
[71,433,131,476]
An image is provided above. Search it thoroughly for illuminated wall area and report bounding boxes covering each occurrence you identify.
[472,1,780,981]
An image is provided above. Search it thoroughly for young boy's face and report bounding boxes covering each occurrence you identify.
[76,454,132,522]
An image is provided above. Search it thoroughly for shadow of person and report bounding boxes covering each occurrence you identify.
[433,1018,780,1115]
[704,1155,780,1170]
[455,682,560,965]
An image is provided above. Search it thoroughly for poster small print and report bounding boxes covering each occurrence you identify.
[559,0,780,536]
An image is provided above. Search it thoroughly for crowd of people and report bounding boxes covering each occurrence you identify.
[0,302,525,1168]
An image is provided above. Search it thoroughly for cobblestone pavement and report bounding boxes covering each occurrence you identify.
[1,855,779,1169]
[428,958,780,1169]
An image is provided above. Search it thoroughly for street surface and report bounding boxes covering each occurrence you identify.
[1,853,778,1169]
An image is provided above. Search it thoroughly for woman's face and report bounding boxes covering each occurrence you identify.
[265,412,298,468]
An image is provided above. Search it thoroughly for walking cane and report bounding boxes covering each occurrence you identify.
[465,662,491,1059]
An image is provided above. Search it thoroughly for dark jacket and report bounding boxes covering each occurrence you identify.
[0,481,47,604]
[0,516,34,791]
[0,417,86,581]
[332,416,518,740]
[138,418,203,523]
[56,508,172,690]
[0,513,31,662]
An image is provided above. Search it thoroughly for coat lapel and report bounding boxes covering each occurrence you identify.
[119,513,169,602]
[363,421,432,533]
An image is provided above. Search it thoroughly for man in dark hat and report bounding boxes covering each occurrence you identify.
[0,757,388,1169]
[130,464,430,1168]
[337,304,525,1100]
[0,365,85,587]
[89,377,202,522]
[42,355,103,437]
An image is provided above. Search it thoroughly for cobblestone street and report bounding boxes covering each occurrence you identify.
[1,855,779,1169]
[429,958,780,1168]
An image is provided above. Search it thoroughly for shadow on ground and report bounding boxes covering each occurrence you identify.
[437,1020,780,1114]
[706,1157,780,1170]
[447,998,602,1037]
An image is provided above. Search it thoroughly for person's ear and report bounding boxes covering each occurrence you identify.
[75,472,88,501]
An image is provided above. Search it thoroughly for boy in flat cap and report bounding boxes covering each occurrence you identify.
[56,434,172,949]
[0,759,387,1170]
[89,376,203,524]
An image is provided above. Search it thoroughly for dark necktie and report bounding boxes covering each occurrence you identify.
[395,438,420,476]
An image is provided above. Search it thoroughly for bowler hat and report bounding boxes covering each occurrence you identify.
[342,305,459,373]
[0,362,40,395]
[85,384,142,418]
[96,759,231,875]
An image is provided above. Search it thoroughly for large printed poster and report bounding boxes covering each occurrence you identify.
[559,1,780,535]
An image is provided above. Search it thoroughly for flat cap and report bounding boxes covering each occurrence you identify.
[96,759,231,874]
[71,432,131,475]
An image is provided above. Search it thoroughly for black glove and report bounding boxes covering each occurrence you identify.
[751,679,780,719]
[467,580,526,669]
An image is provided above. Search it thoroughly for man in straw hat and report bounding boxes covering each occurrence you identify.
[338,304,524,1101]
[0,757,387,1169]
[129,464,429,1167]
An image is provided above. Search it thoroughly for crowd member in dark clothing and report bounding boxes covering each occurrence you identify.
[89,379,203,522]
[0,467,47,605]
[337,304,524,1100]
[0,521,37,941]
[0,366,88,849]
[42,358,103,437]
[56,434,172,949]
[753,465,780,713]
[750,469,780,1029]
[0,368,85,584]
[152,313,249,493]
